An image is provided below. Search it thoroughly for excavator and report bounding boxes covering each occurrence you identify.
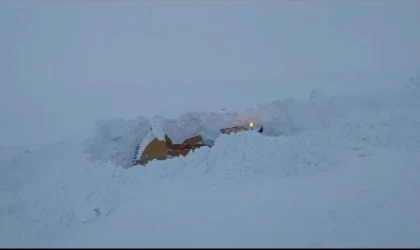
[132,122,263,166]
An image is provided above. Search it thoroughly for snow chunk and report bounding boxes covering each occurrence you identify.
[135,129,155,161]
[149,115,166,141]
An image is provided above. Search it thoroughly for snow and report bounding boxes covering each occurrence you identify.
[2,2,420,247]
[134,128,154,162]
[149,115,167,141]
[1,82,420,247]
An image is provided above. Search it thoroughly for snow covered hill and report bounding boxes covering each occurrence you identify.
[1,83,420,247]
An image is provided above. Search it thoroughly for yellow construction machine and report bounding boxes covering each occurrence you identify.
[132,122,263,166]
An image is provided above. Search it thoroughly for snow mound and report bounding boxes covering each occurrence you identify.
[203,131,334,182]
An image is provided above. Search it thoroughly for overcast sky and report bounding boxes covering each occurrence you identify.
[1,1,420,147]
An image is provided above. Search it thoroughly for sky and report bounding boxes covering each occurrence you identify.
[1,0,420,147]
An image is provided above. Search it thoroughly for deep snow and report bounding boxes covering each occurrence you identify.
[1,82,420,247]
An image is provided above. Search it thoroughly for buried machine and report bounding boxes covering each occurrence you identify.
[132,122,263,166]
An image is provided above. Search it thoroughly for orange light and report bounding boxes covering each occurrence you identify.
[249,122,254,128]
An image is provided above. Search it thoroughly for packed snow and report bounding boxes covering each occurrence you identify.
[1,81,420,247]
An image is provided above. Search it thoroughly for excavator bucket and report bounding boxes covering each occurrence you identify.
[137,137,168,166]
[165,134,208,157]
[132,123,263,167]
[133,133,211,166]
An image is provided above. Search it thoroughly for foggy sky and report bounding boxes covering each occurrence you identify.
[1,1,420,147]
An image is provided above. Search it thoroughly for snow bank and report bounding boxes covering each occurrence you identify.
[83,84,420,168]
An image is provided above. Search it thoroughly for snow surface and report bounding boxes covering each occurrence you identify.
[1,82,420,247]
